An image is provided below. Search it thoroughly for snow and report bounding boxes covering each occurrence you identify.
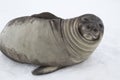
[0,0,120,80]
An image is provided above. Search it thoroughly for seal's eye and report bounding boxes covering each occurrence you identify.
[99,24,103,28]
[84,18,89,21]
[82,17,89,22]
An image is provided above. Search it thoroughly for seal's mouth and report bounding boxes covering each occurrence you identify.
[82,33,99,41]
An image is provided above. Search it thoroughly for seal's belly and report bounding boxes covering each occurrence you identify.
[0,19,67,65]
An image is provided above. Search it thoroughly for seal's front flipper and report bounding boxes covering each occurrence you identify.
[31,12,61,19]
[32,66,60,75]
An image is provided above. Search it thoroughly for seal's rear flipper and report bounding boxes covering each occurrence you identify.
[32,66,60,75]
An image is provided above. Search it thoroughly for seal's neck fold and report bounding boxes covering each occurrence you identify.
[62,18,101,62]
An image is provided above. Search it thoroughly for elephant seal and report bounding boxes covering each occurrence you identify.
[0,12,104,75]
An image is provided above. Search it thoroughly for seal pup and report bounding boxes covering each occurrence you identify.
[0,12,104,75]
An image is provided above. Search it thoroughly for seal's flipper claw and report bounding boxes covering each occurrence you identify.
[32,66,60,75]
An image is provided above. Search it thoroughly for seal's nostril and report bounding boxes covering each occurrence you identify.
[93,28,98,32]
[86,25,90,29]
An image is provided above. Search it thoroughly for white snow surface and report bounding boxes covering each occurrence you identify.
[0,0,120,80]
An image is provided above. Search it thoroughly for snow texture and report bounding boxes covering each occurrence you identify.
[0,0,120,80]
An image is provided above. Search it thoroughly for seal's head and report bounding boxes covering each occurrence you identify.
[78,14,104,41]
